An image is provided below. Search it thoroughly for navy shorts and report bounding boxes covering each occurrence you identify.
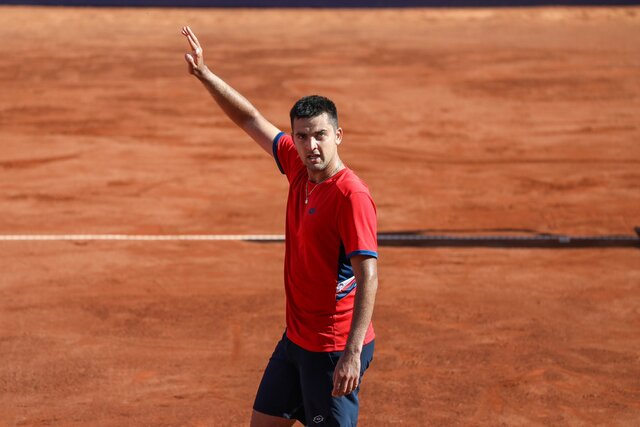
[253,332,375,426]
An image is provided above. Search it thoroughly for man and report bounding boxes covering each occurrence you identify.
[182,26,378,426]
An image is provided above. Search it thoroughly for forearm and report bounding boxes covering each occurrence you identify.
[345,271,378,355]
[195,66,261,130]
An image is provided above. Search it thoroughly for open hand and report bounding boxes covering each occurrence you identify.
[182,26,206,77]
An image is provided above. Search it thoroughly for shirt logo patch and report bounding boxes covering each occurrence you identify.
[308,207,316,215]
[313,415,324,423]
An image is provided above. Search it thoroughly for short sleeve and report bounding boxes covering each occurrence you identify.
[338,192,378,259]
[272,132,301,179]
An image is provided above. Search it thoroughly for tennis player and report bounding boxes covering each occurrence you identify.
[182,26,378,426]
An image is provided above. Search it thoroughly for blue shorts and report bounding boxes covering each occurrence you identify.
[253,332,375,426]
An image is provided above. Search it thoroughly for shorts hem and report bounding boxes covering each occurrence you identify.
[252,405,296,421]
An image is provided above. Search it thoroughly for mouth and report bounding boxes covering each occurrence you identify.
[307,154,322,163]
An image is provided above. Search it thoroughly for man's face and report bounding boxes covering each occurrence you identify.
[292,113,343,177]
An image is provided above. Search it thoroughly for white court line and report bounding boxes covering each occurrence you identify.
[0,234,286,241]
[0,234,635,242]
[0,234,438,241]
[0,234,482,241]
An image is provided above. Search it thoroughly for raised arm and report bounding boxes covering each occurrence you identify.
[182,26,280,155]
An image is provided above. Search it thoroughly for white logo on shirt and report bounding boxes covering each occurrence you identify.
[336,276,355,293]
[313,415,324,423]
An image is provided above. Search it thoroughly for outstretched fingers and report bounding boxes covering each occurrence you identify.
[182,25,205,74]
[182,26,202,55]
[186,26,201,47]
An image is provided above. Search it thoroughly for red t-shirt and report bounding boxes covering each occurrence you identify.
[273,132,377,352]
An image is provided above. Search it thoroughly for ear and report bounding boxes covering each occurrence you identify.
[335,127,343,145]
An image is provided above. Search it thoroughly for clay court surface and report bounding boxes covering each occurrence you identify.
[1,5,639,426]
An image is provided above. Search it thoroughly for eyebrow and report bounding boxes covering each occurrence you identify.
[295,129,327,136]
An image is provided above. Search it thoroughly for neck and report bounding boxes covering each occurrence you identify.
[308,158,345,183]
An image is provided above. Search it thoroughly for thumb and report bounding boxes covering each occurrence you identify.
[331,369,340,395]
[184,53,196,67]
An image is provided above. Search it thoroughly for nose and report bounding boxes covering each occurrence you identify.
[308,137,319,152]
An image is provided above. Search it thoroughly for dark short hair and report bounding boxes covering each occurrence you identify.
[289,95,338,130]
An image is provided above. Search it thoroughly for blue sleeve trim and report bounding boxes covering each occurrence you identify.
[272,131,286,175]
[346,250,378,259]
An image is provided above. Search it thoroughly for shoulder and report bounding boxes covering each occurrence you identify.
[335,168,372,199]
[334,169,376,215]
[273,132,295,158]
[273,132,303,178]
